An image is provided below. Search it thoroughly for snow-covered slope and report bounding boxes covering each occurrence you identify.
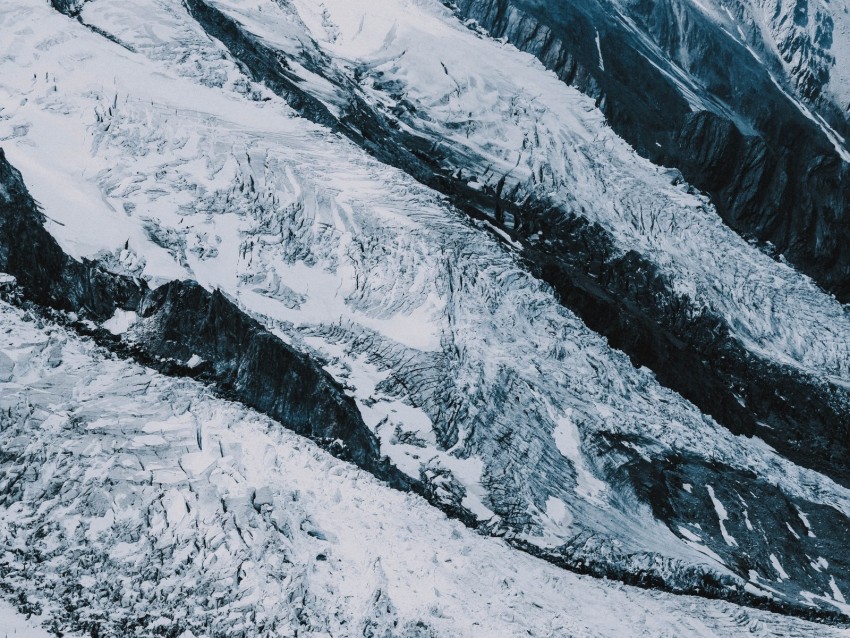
[2,298,849,638]
[0,600,56,638]
[263,0,849,377]
[2,0,850,629]
[149,0,850,491]
[451,0,850,306]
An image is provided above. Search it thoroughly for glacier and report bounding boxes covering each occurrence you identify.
[3,298,849,636]
[1,0,850,633]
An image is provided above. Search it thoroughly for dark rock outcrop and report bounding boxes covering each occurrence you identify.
[451,0,850,301]
[49,0,86,17]
[135,280,385,472]
[626,451,850,621]
[525,206,850,487]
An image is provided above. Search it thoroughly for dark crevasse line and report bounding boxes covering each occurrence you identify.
[450,0,850,301]
[178,0,850,489]
[0,148,408,489]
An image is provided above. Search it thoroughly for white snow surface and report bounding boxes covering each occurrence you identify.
[0,601,57,638]
[3,0,850,615]
[706,485,738,548]
[101,309,138,335]
[3,301,848,637]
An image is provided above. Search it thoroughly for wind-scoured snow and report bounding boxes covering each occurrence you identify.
[4,300,848,637]
[3,0,850,618]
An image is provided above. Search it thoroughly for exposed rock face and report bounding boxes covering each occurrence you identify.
[0,149,398,484]
[49,0,86,16]
[134,281,388,474]
[452,0,850,301]
[629,454,850,600]
[525,209,850,487]
[0,149,144,317]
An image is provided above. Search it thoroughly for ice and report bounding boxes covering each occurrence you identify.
[2,0,850,619]
[101,309,138,335]
[1,300,844,636]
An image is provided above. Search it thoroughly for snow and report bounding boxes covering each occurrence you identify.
[678,525,702,542]
[764,69,850,163]
[2,300,846,636]
[285,0,850,381]
[0,601,56,638]
[3,0,850,618]
[682,539,727,565]
[546,496,567,520]
[831,576,848,604]
[595,29,605,71]
[796,506,817,537]
[552,414,607,503]
[101,308,138,335]
[770,553,790,580]
[706,485,738,547]
[687,0,850,159]
[748,0,850,131]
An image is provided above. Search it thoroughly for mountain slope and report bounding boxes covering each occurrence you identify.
[2,0,850,630]
[451,0,850,301]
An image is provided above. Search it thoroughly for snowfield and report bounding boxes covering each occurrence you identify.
[0,299,848,637]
